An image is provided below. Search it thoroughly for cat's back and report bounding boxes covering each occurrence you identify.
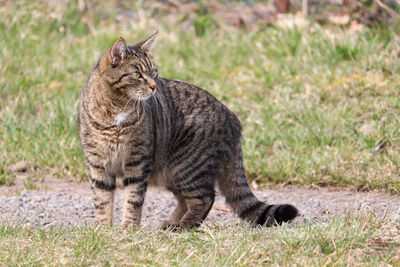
[159,77,241,132]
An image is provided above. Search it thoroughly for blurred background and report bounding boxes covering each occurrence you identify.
[1,0,399,193]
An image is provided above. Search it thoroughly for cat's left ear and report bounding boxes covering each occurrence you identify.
[132,32,158,53]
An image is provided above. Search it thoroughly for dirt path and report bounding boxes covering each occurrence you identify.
[0,176,399,229]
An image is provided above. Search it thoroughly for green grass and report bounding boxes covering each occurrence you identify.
[1,1,400,192]
[0,166,13,186]
[0,214,399,265]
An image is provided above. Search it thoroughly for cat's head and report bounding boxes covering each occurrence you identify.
[96,32,158,100]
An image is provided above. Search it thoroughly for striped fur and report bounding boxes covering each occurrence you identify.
[78,33,298,229]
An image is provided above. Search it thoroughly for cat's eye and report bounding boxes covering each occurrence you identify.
[132,72,141,79]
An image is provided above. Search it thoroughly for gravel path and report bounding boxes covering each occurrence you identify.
[0,178,399,229]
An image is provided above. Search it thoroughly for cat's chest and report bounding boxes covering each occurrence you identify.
[100,131,132,177]
[91,114,151,176]
[104,142,128,177]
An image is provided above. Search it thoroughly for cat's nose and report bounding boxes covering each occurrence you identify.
[149,83,157,91]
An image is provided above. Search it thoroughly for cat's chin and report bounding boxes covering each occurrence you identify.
[139,93,154,101]
[128,91,155,101]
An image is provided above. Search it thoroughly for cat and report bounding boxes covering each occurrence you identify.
[78,32,298,229]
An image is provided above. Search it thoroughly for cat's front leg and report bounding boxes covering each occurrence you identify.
[88,166,116,226]
[121,159,152,228]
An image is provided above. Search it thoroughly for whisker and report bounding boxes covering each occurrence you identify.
[121,91,160,118]
[158,90,166,107]
[143,98,150,113]
[122,95,136,113]
[138,96,143,116]
[153,93,159,112]
[136,96,141,117]
[155,91,166,111]
[141,97,148,115]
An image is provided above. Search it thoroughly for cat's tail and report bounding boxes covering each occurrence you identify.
[218,145,298,226]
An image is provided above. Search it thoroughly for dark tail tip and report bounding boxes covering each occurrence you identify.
[274,204,298,224]
[256,204,298,226]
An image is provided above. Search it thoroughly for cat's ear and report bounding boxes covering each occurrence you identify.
[132,32,158,53]
[110,37,128,66]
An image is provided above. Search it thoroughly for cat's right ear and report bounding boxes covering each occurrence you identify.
[98,38,128,72]
[109,37,128,67]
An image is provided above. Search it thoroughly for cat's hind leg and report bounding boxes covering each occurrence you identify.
[169,192,188,224]
[162,191,188,229]
[163,184,215,230]
[178,192,215,229]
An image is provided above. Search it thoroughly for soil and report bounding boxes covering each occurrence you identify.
[0,174,399,229]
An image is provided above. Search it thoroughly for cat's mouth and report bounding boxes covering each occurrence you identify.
[139,93,154,101]
[128,89,156,100]
[141,89,157,100]
[120,90,157,118]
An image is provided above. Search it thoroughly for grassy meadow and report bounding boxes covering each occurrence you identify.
[1,1,400,192]
[1,1,400,265]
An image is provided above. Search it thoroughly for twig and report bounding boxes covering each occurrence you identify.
[374,0,400,19]
[78,0,87,13]
[303,0,308,17]
[166,0,181,8]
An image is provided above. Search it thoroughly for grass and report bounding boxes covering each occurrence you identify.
[0,214,399,265]
[0,0,400,194]
[1,2,400,265]
[0,166,13,186]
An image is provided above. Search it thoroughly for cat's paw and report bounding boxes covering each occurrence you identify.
[121,221,141,230]
[161,221,183,231]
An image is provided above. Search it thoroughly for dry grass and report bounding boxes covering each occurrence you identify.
[0,214,399,266]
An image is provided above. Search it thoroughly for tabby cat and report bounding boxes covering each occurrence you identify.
[78,32,298,229]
